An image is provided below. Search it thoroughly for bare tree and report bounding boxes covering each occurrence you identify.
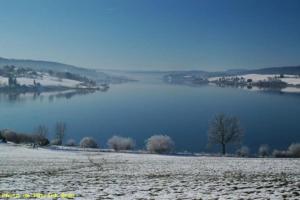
[208,113,243,155]
[33,125,49,146]
[55,121,66,145]
[35,125,48,138]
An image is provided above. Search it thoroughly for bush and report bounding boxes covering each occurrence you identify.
[107,136,135,151]
[1,129,19,143]
[273,143,300,158]
[236,146,250,157]
[288,143,300,157]
[146,135,174,154]
[32,133,49,146]
[272,149,289,158]
[38,137,50,146]
[17,133,34,144]
[80,137,98,148]
[0,129,49,145]
[258,144,270,157]
[0,132,6,143]
[50,139,62,146]
[66,139,76,146]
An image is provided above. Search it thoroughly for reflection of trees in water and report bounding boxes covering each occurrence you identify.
[0,92,24,103]
[0,88,108,103]
[49,89,98,101]
[9,93,22,102]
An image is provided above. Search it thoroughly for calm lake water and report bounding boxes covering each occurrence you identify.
[1,78,300,153]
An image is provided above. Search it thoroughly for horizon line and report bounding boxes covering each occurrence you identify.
[1,56,300,72]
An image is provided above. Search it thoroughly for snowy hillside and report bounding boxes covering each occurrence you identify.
[0,57,97,78]
[0,65,100,91]
[0,144,299,199]
[0,57,134,84]
[0,74,88,88]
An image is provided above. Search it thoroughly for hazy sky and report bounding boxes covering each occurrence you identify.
[0,0,300,70]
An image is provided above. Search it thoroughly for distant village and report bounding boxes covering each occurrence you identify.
[164,72,300,91]
[210,75,288,89]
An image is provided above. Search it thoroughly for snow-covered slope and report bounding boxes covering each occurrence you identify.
[18,76,82,87]
[0,57,96,77]
[0,144,299,199]
[0,74,91,88]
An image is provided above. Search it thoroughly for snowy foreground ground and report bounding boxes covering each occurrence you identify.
[0,144,300,199]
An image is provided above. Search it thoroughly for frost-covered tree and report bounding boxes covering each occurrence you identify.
[272,143,300,158]
[287,143,300,157]
[258,144,270,157]
[50,139,61,146]
[208,113,243,155]
[146,135,174,154]
[54,121,66,145]
[80,137,98,148]
[66,139,76,146]
[236,146,250,157]
[0,129,18,143]
[107,136,135,151]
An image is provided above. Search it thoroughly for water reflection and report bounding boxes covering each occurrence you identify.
[0,88,108,103]
[1,82,300,152]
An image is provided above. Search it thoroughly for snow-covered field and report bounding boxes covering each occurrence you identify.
[0,144,299,199]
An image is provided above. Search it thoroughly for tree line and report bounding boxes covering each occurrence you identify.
[0,114,299,158]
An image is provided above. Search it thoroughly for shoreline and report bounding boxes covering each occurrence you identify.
[2,142,298,159]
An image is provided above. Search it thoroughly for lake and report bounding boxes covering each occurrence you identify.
[1,77,300,153]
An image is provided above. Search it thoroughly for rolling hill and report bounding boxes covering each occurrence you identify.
[0,57,131,83]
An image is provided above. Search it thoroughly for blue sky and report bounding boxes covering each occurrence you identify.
[0,0,300,70]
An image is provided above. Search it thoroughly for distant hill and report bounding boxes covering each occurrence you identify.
[0,57,96,76]
[164,65,300,78]
[162,65,300,85]
[245,66,300,75]
[0,57,129,83]
[2,57,299,82]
